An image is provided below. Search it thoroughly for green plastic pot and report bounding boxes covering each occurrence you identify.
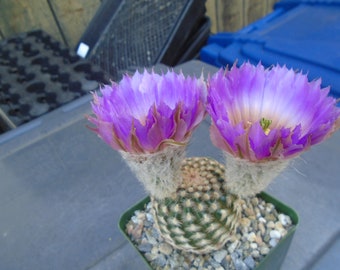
[119,192,299,270]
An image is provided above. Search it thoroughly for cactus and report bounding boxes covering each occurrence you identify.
[120,144,186,200]
[151,157,243,254]
[223,152,290,197]
[89,64,340,260]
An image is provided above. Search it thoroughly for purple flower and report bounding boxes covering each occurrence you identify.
[88,69,207,154]
[207,62,340,162]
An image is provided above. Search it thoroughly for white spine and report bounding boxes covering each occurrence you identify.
[120,145,185,199]
[224,153,290,197]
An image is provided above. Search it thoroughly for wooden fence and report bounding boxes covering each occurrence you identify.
[206,0,279,33]
[0,0,278,49]
[0,0,100,48]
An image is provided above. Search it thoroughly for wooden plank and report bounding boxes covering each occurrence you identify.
[244,0,267,26]
[0,0,62,42]
[49,0,101,49]
[221,0,244,32]
[205,0,280,33]
[267,0,279,10]
[207,0,243,33]
[205,0,218,33]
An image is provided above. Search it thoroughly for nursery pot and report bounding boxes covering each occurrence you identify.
[119,192,299,270]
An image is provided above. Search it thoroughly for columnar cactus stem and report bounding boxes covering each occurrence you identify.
[224,153,290,197]
[120,144,186,200]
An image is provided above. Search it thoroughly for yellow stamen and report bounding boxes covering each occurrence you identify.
[260,118,272,135]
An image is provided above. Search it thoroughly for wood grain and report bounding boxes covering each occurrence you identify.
[244,0,267,26]
[48,0,101,48]
[205,0,218,33]
[205,0,279,33]
[0,0,279,45]
[221,0,244,32]
[0,0,62,41]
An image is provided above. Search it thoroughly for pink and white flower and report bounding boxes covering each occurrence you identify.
[88,69,207,198]
[207,62,340,162]
[88,69,207,154]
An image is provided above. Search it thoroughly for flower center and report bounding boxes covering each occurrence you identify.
[260,117,272,135]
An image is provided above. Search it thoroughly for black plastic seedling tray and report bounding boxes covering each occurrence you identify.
[0,30,109,134]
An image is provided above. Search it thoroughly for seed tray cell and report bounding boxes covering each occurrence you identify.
[0,30,109,134]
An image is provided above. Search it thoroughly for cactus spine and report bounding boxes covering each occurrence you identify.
[120,145,186,200]
[223,153,290,197]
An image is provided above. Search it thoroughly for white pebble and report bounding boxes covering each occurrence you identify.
[227,240,239,253]
[270,230,281,239]
[131,216,139,224]
[145,252,158,261]
[251,250,260,258]
[278,214,291,226]
[146,213,154,222]
[269,238,279,247]
[260,246,270,255]
[151,246,159,254]
[244,255,256,269]
[258,217,267,223]
[267,221,275,229]
[154,254,167,267]
[159,243,173,255]
[266,203,274,213]
[247,232,257,242]
[146,202,152,210]
[258,222,266,235]
[250,243,258,249]
[213,249,228,263]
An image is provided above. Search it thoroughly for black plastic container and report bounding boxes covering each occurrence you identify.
[0,30,109,134]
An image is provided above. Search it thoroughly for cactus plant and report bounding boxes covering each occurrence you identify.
[88,64,340,257]
[152,157,243,253]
